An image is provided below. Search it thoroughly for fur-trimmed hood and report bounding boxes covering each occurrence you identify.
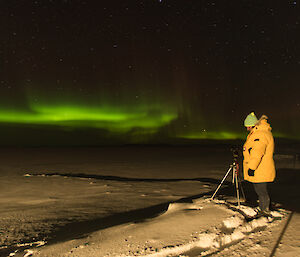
[255,115,272,131]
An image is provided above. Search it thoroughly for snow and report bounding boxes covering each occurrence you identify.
[238,205,258,217]
[223,216,244,229]
[23,249,34,257]
[16,198,289,257]
[0,145,299,257]
[270,210,284,218]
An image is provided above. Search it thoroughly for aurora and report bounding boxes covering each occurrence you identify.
[177,131,246,140]
[1,1,299,146]
[0,98,295,143]
[0,102,178,133]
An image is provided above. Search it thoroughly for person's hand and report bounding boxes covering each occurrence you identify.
[248,169,255,176]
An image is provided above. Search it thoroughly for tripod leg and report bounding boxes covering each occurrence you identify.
[235,171,240,208]
[239,180,246,200]
[211,166,232,200]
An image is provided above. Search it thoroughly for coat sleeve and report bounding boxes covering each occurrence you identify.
[247,134,267,171]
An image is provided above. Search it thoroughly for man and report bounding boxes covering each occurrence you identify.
[243,112,276,216]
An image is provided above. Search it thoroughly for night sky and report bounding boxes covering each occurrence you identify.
[1,0,300,145]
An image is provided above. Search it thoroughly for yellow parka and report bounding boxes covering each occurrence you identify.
[243,115,276,183]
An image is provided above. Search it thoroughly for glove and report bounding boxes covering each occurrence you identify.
[248,169,255,176]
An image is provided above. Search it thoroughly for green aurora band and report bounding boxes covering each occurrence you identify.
[0,102,177,133]
[0,98,293,141]
[178,131,246,140]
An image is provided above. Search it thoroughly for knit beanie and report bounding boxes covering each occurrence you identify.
[244,112,258,127]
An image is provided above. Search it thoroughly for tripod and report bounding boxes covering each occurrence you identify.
[211,160,245,208]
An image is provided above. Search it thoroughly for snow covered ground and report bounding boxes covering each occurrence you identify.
[0,143,299,257]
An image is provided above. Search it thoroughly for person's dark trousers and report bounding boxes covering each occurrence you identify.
[253,182,270,212]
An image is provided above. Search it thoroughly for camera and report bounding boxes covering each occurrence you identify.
[230,147,240,162]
